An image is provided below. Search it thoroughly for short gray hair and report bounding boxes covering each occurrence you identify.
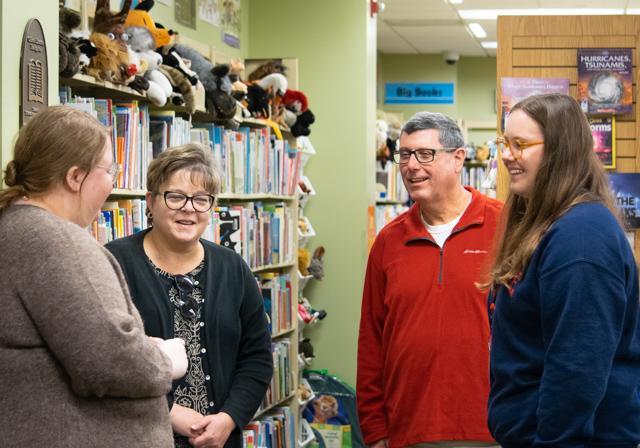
[401,112,464,149]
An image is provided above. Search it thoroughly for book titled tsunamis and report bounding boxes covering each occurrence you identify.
[578,48,632,115]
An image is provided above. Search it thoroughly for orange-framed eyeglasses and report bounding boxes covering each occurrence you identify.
[494,136,544,160]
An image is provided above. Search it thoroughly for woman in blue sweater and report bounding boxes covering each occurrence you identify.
[486,93,640,447]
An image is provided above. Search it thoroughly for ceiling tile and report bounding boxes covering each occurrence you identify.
[377,19,419,54]
[396,24,486,56]
[379,0,459,21]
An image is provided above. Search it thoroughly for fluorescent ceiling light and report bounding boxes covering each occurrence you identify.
[449,0,463,4]
[468,23,487,38]
[481,41,498,49]
[459,9,624,20]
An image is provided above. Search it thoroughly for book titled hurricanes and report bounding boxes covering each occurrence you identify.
[589,116,616,169]
[578,48,632,115]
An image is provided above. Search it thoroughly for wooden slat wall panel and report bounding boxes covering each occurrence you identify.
[513,49,638,67]
[616,158,637,172]
[617,140,636,157]
[497,16,640,253]
[513,35,636,49]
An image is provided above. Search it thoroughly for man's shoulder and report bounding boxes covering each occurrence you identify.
[377,207,412,239]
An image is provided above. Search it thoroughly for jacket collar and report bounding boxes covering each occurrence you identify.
[404,186,486,244]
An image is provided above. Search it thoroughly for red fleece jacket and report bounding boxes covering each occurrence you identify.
[357,188,502,448]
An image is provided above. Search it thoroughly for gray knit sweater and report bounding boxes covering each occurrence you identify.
[0,205,174,447]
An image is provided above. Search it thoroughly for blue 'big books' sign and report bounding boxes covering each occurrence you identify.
[385,83,455,104]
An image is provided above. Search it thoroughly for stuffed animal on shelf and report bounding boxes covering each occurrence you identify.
[172,44,238,127]
[307,246,325,281]
[247,60,287,82]
[245,73,288,119]
[229,59,248,101]
[125,26,173,106]
[124,0,177,48]
[59,5,97,78]
[159,45,199,86]
[282,89,315,136]
[475,143,490,161]
[93,0,132,49]
[298,247,311,276]
[291,109,315,137]
[87,32,130,84]
[298,382,313,402]
[376,118,390,168]
[158,65,200,112]
[299,338,315,360]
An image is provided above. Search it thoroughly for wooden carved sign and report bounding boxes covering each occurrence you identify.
[20,18,48,127]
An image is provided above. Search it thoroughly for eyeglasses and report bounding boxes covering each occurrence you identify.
[174,274,199,320]
[391,147,458,165]
[494,136,544,160]
[96,162,120,185]
[162,191,215,213]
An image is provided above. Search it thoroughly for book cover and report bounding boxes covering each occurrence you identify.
[589,116,616,169]
[500,77,570,132]
[608,173,640,229]
[578,48,632,115]
[218,208,243,254]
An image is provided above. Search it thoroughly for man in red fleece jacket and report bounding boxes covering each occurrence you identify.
[357,112,502,448]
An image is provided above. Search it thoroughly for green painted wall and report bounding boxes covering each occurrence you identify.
[248,0,376,386]
[1,0,58,180]
[147,0,245,60]
[378,53,497,144]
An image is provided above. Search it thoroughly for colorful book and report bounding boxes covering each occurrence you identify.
[589,116,616,169]
[608,173,640,229]
[500,77,570,132]
[578,48,632,115]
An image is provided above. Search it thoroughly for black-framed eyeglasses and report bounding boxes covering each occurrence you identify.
[162,191,215,213]
[391,147,458,165]
[174,274,199,320]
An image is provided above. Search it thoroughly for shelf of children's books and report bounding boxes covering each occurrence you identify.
[110,188,147,197]
[254,393,297,420]
[218,193,297,202]
[272,327,296,339]
[252,261,296,273]
[61,74,147,101]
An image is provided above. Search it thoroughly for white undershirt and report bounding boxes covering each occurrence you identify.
[421,196,471,248]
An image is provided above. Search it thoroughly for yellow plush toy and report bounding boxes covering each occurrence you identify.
[298,248,311,276]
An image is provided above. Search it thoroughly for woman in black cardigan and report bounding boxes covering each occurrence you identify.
[107,143,272,448]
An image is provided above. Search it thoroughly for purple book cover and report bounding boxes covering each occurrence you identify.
[500,77,570,132]
[578,48,632,115]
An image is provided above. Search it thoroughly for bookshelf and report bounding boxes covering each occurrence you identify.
[58,9,302,445]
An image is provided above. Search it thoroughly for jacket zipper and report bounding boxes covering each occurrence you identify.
[409,221,481,286]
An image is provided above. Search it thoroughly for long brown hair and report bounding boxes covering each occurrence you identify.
[488,93,619,289]
[0,105,109,213]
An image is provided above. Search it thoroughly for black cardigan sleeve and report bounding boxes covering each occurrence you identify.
[220,260,274,428]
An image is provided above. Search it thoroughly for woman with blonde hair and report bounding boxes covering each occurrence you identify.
[0,105,187,447]
[487,93,640,447]
[106,143,272,448]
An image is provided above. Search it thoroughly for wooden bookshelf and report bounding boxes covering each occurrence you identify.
[59,24,303,441]
[110,188,147,198]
